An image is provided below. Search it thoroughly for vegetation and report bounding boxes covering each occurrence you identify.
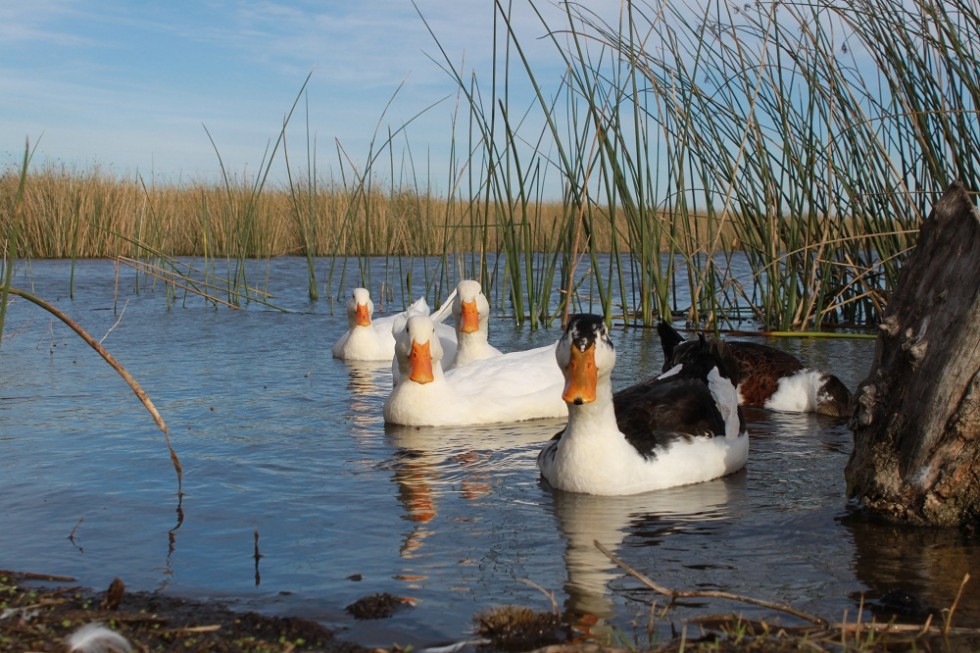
[422,0,978,329]
[4,567,978,652]
[0,164,636,259]
[2,0,978,332]
[2,3,977,649]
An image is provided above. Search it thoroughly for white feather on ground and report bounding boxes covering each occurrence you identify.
[66,622,132,653]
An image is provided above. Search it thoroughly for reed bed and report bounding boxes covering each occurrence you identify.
[0,165,739,259]
[2,0,978,330]
[421,0,978,328]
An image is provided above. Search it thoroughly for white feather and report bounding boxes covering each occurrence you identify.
[67,622,132,653]
[762,369,825,413]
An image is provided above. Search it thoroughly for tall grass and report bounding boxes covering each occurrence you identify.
[283,92,322,301]
[202,71,313,306]
[0,140,34,349]
[0,168,604,255]
[421,0,977,329]
[3,0,977,330]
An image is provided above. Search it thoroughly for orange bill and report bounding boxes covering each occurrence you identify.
[409,340,435,384]
[355,303,371,326]
[460,300,480,333]
[562,343,597,404]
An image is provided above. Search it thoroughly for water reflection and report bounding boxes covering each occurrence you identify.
[841,510,980,623]
[383,420,561,575]
[545,476,738,638]
[344,361,391,442]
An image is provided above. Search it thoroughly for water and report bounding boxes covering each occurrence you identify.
[1,258,978,648]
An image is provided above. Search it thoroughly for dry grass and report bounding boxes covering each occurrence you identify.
[0,165,736,259]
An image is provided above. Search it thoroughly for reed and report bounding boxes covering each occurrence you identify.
[2,0,976,330]
[282,92,321,301]
[423,0,976,329]
[0,140,33,348]
[1,169,563,255]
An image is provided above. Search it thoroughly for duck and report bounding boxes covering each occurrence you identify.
[447,279,503,369]
[657,321,852,417]
[383,314,567,426]
[537,314,747,496]
[331,287,456,364]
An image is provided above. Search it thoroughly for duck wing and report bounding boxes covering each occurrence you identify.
[612,377,727,458]
[727,341,803,408]
[729,341,804,374]
[430,287,458,324]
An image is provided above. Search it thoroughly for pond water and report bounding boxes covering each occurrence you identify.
[1,257,978,648]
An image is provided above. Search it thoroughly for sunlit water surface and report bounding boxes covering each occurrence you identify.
[2,258,978,648]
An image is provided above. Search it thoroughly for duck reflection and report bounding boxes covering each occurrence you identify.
[547,475,741,638]
[345,361,392,442]
[385,420,563,563]
[346,360,392,399]
[841,510,980,625]
[391,446,437,560]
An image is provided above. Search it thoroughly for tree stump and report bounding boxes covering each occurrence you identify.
[845,181,980,527]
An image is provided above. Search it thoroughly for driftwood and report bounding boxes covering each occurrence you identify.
[845,181,980,527]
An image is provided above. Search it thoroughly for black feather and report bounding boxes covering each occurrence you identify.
[612,376,727,459]
[564,313,610,352]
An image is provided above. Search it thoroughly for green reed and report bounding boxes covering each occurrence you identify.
[204,70,313,305]
[3,0,976,330]
[283,92,321,301]
[431,0,977,330]
[0,141,32,348]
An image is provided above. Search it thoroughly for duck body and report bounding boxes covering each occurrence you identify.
[657,322,852,417]
[727,341,851,416]
[384,314,566,426]
[538,315,747,496]
[332,288,456,364]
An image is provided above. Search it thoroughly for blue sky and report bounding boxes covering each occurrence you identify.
[1,1,608,191]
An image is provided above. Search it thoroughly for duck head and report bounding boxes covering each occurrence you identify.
[660,324,741,387]
[454,280,490,335]
[348,288,374,327]
[557,314,615,406]
[396,315,445,384]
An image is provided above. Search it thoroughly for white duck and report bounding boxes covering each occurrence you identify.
[383,314,567,426]
[446,279,503,369]
[331,287,456,363]
[537,314,748,496]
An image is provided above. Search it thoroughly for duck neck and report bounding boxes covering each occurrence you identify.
[458,329,487,347]
[565,376,616,435]
[454,329,489,367]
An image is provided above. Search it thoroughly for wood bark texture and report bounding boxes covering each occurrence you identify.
[845,181,980,527]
